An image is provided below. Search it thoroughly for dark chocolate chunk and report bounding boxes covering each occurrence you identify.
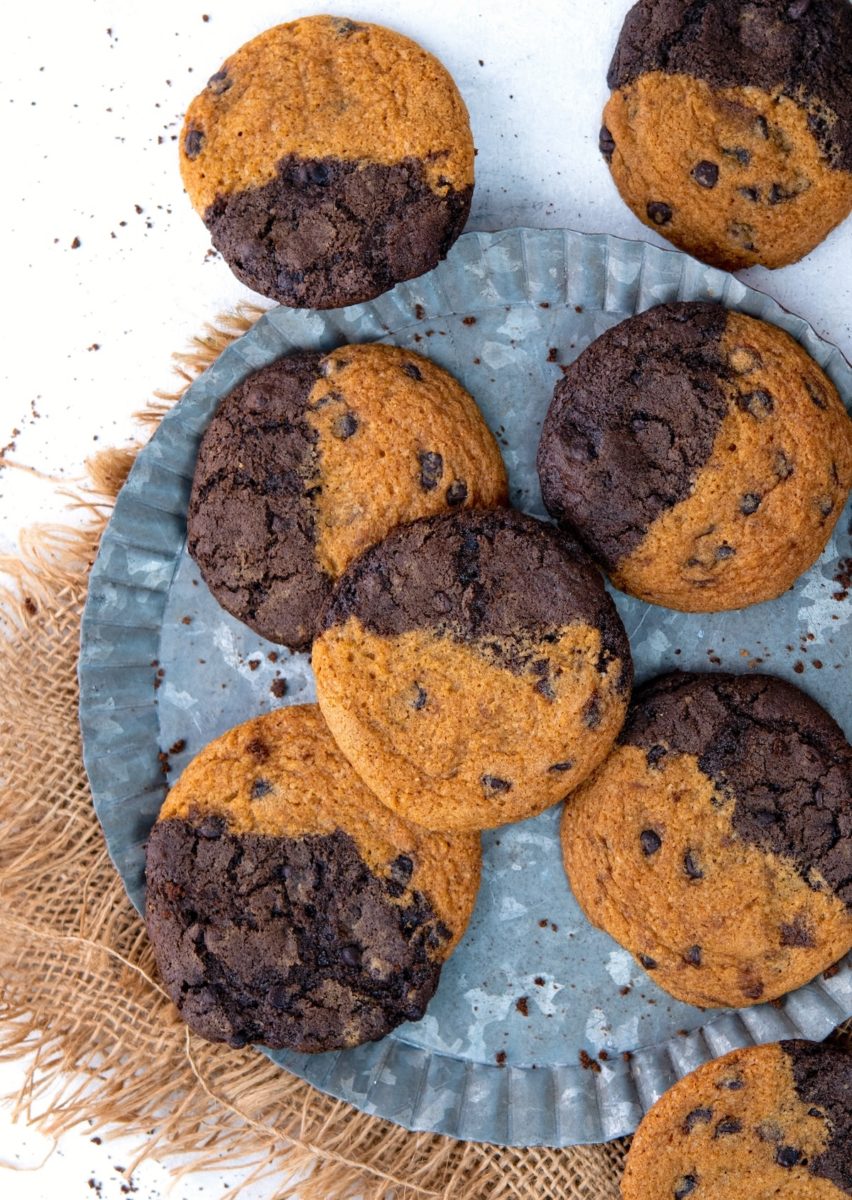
[737,389,774,417]
[412,684,428,710]
[599,125,616,162]
[403,361,423,381]
[640,829,662,856]
[445,480,468,506]
[638,953,657,969]
[684,944,702,966]
[481,775,512,793]
[714,1118,743,1137]
[184,127,205,159]
[647,201,673,225]
[332,411,359,440]
[250,778,273,799]
[683,851,704,880]
[549,760,574,773]
[207,70,232,95]
[647,744,668,768]
[683,1106,713,1133]
[418,451,444,491]
[740,493,761,515]
[692,161,719,188]
[674,1178,697,1199]
[776,1145,802,1168]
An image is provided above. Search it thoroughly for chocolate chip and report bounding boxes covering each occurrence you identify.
[780,916,815,947]
[683,851,704,880]
[306,161,330,185]
[207,69,232,95]
[583,694,602,728]
[548,760,574,773]
[646,744,667,768]
[729,222,756,251]
[250,778,272,799]
[741,979,765,1000]
[714,1118,742,1137]
[245,738,269,762]
[683,1107,712,1133]
[446,480,467,505]
[535,675,557,702]
[692,161,718,188]
[716,1076,744,1090]
[674,1177,698,1199]
[198,815,226,839]
[724,146,751,165]
[390,854,414,884]
[684,944,702,967]
[716,544,735,560]
[481,775,512,793]
[776,1146,802,1168]
[332,17,362,35]
[403,361,423,381]
[737,389,774,417]
[647,201,672,226]
[804,379,828,409]
[640,829,662,856]
[638,953,657,970]
[332,411,358,439]
[184,127,205,159]
[599,125,616,162]
[769,181,808,204]
[412,684,427,710]
[418,450,443,491]
[788,0,811,15]
[228,1031,249,1048]
[268,985,290,1010]
[817,496,834,518]
[738,186,760,202]
[755,116,770,139]
[740,493,761,515]
[808,1107,823,1118]
[775,451,794,479]
[340,944,361,966]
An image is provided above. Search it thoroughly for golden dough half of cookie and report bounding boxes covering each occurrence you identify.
[145,705,481,1052]
[623,1041,852,1200]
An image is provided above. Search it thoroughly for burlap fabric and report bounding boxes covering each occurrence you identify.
[0,308,846,1199]
[0,308,627,1198]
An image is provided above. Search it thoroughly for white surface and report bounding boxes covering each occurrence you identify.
[2,0,851,1195]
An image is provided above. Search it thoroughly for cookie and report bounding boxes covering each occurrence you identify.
[313,508,633,832]
[623,1040,852,1200]
[601,0,852,270]
[187,343,507,651]
[179,16,474,307]
[144,705,481,1052]
[537,302,852,612]
[562,671,852,1008]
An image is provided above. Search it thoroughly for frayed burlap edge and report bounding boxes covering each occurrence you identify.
[0,303,628,1200]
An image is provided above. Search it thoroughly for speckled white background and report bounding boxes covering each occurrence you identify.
[3,0,852,1195]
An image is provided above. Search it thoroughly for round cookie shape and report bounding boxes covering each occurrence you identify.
[179,16,474,307]
[601,0,852,269]
[537,301,852,612]
[186,343,507,650]
[313,508,633,832]
[144,705,481,1052]
[562,671,852,1008]
[623,1041,852,1200]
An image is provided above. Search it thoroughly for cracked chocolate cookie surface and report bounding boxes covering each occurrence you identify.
[179,16,474,307]
[537,302,852,612]
[313,508,633,832]
[601,0,852,269]
[623,1040,852,1199]
[562,671,852,1008]
[186,344,507,650]
[144,705,481,1052]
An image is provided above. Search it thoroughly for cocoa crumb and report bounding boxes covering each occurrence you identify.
[515,996,529,1016]
[462,316,477,326]
[619,985,631,996]
[579,1049,601,1073]
[534,976,545,987]
[547,347,559,362]
[495,1050,506,1065]
[270,678,287,699]
[71,236,81,249]
[168,739,186,755]
[793,661,805,674]
[267,651,278,663]
[181,615,192,625]
[414,304,425,320]
[248,659,260,671]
